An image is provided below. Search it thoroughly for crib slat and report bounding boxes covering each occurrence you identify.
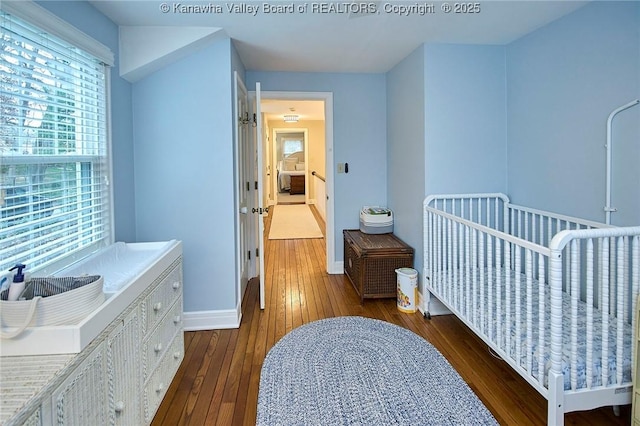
[586,239,594,389]
[447,217,453,303]
[465,224,471,319]
[570,240,579,390]
[539,214,544,247]
[486,197,490,228]
[525,249,533,375]
[610,237,616,315]
[537,253,546,387]
[472,228,478,325]
[496,237,502,349]
[633,237,640,346]
[437,214,442,293]
[488,233,494,341]
[428,211,434,292]
[601,238,610,387]
[531,213,536,244]
[479,232,486,335]
[624,241,630,327]
[453,221,459,311]
[505,241,512,358]
[515,245,522,367]
[616,237,625,385]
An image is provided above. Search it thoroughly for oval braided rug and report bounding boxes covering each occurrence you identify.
[257,316,498,425]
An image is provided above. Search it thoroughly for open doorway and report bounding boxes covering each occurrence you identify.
[260,98,326,211]
[256,91,336,274]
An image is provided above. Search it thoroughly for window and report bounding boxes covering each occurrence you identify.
[283,138,303,156]
[0,9,112,274]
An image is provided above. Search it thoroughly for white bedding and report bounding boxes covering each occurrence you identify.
[433,267,633,391]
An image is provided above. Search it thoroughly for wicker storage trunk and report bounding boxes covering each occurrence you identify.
[343,229,414,304]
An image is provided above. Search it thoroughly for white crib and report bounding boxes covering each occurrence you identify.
[423,193,640,425]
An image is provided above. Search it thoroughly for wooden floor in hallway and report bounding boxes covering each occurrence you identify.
[152,208,631,425]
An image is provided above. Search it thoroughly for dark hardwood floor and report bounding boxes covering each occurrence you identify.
[152,205,631,425]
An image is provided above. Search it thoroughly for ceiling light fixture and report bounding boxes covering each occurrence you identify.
[283,114,299,123]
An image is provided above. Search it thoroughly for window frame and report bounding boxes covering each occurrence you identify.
[0,0,115,276]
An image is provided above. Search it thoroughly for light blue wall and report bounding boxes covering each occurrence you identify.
[386,43,507,294]
[506,1,640,224]
[246,72,387,261]
[386,46,425,284]
[133,39,237,312]
[424,44,507,195]
[37,1,136,242]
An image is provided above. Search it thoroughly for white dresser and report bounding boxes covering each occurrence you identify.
[0,257,184,426]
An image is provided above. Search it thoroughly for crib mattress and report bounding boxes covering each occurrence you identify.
[432,267,633,391]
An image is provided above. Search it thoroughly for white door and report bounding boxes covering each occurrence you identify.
[234,72,250,305]
[252,82,266,309]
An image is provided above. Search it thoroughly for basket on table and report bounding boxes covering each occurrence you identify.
[1,275,105,339]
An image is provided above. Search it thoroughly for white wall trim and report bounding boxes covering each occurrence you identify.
[329,260,344,275]
[183,306,242,330]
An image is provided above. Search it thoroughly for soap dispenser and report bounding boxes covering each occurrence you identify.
[7,263,27,301]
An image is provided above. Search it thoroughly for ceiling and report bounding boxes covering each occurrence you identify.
[89,0,588,119]
[261,99,325,122]
[91,1,587,74]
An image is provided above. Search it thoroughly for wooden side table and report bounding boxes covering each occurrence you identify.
[290,174,305,194]
[343,229,414,304]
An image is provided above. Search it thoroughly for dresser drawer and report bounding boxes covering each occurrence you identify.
[142,263,182,334]
[142,332,184,423]
[142,297,183,383]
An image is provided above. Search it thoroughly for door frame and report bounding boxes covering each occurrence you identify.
[233,71,251,312]
[248,90,336,274]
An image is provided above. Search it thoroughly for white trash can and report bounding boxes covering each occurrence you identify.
[396,267,418,313]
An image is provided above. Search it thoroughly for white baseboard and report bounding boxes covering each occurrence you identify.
[183,306,242,330]
[328,260,344,275]
[417,291,451,317]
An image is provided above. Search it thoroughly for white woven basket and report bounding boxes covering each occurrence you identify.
[1,276,105,339]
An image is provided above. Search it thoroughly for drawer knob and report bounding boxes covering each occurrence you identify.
[173,351,181,359]
[115,401,125,413]
[154,343,163,353]
[173,315,181,324]
[153,302,162,312]
[156,383,164,393]
[172,281,180,290]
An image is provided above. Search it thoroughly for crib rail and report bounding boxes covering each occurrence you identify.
[425,193,509,231]
[508,203,612,249]
[424,195,640,425]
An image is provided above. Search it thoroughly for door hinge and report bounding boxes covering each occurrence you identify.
[247,250,251,260]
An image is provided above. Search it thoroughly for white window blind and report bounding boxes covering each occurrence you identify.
[0,11,111,273]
